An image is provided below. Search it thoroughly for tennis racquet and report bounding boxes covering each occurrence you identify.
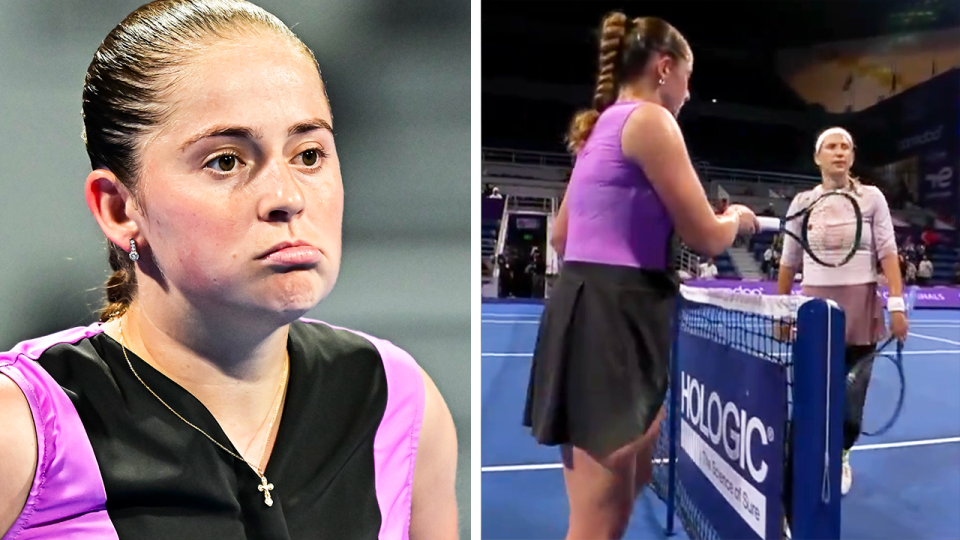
[756,189,864,268]
[847,286,919,437]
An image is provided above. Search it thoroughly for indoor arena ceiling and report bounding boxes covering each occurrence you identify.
[483,0,960,49]
[483,0,960,80]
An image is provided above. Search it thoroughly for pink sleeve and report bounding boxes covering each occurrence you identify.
[366,338,424,540]
[0,324,119,540]
[869,187,898,260]
[300,319,424,540]
[779,192,806,269]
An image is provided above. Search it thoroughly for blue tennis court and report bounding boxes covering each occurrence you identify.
[481,301,960,539]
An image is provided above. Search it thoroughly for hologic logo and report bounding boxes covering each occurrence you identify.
[681,371,774,484]
[898,125,943,152]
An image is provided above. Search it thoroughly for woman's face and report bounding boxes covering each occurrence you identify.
[134,35,341,318]
[815,132,854,176]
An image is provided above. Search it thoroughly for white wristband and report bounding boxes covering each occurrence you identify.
[887,296,905,312]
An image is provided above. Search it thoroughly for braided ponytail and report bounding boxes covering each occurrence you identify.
[565,12,628,154]
[846,174,864,196]
[100,240,138,322]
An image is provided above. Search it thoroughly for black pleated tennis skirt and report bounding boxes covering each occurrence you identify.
[522,261,679,458]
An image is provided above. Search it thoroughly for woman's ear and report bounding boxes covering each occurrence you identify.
[85,169,141,251]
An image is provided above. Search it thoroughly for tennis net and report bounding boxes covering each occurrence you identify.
[651,285,847,540]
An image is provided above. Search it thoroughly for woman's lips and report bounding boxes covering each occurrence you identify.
[262,246,321,265]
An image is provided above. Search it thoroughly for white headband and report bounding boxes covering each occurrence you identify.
[816,127,853,153]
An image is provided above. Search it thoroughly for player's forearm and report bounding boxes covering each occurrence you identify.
[879,253,903,298]
[776,265,796,295]
[550,234,565,257]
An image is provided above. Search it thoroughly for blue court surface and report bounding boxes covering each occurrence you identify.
[481,302,960,540]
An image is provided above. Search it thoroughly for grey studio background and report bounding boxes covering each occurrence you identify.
[0,0,470,535]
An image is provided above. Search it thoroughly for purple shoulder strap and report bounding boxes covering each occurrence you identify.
[300,319,425,540]
[0,324,118,540]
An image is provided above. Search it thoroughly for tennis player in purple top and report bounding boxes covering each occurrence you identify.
[0,2,457,539]
[522,12,758,540]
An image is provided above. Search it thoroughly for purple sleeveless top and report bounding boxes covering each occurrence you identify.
[563,101,674,269]
[0,320,424,540]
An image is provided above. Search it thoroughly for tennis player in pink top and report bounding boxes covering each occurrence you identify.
[0,2,457,539]
[777,127,909,498]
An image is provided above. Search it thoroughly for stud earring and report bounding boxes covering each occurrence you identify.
[658,78,665,86]
[129,239,139,262]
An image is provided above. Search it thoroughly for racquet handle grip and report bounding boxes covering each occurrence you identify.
[756,216,782,232]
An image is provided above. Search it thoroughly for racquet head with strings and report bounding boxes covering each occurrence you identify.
[848,285,919,436]
[757,190,864,268]
[799,191,863,267]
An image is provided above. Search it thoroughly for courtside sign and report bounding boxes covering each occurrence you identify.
[676,326,787,539]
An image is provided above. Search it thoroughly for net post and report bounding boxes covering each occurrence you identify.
[792,299,845,540]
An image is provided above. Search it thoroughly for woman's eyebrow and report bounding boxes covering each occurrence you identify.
[178,119,332,153]
[288,118,332,137]
[179,125,264,152]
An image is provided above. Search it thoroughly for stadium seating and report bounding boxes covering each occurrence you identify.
[482,149,960,285]
[714,251,740,279]
[919,242,959,284]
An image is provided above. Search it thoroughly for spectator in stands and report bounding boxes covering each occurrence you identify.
[762,245,774,278]
[496,248,517,297]
[698,258,718,280]
[902,236,916,262]
[527,247,547,298]
[488,186,503,199]
[905,258,917,285]
[483,183,493,197]
[917,256,933,285]
[762,240,781,280]
[952,262,960,285]
[921,226,939,248]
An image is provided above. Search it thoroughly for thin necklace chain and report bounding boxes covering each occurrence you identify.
[116,316,288,505]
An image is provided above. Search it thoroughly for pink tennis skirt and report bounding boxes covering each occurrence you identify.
[801,282,885,346]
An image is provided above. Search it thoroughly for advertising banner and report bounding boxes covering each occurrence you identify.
[918,147,959,228]
[676,324,786,539]
[686,279,960,309]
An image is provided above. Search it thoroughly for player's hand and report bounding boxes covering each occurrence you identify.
[773,319,796,343]
[726,204,759,235]
[889,311,909,342]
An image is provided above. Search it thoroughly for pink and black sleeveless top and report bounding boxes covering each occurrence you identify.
[0,319,424,540]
